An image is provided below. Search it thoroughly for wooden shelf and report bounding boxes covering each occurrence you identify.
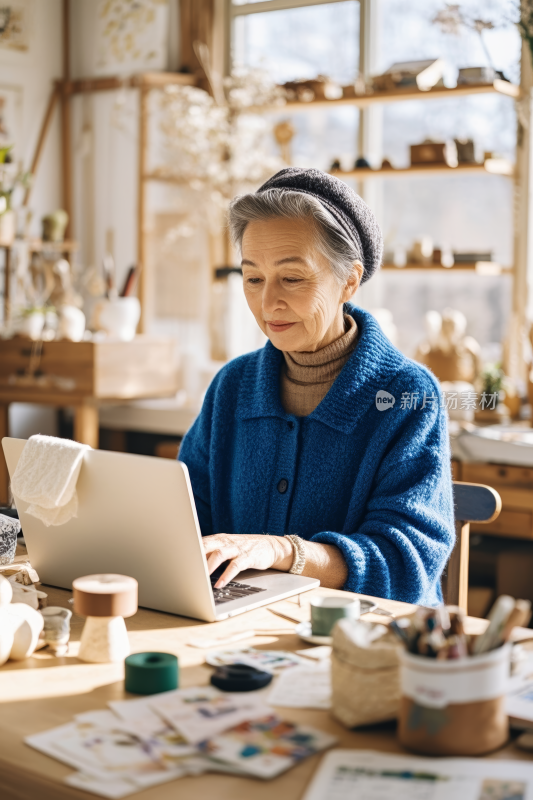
[64,72,196,95]
[143,172,185,184]
[382,261,511,275]
[0,239,79,252]
[282,79,520,111]
[333,159,514,180]
[26,239,79,253]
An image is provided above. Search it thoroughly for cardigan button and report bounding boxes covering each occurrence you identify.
[277,478,289,494]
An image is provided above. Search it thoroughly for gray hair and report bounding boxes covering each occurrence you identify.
[228,189,363,285]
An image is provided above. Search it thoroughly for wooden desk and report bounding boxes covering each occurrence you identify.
[1,585,532,800]
[0,337,179,504]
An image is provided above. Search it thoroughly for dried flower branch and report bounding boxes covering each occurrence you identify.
[158,68,285,214]
[518,0,533,67]
[433,3,498,72]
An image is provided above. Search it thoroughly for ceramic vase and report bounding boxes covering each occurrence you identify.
[42,209,69,242]
[58,305,85,342]
[7,603,44,660]
[19,311,45,341]
[98,297,140,341]
[0,210,15,246]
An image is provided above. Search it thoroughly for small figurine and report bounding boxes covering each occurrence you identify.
[273,120,296,165]
[415,308,482,383]
[41,209,69,243]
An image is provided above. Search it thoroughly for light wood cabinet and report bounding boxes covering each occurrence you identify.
[461,462,533,539]
[0,337,178,401]
[0,337,178,504]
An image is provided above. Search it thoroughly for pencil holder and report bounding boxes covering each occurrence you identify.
[398,644,511,756]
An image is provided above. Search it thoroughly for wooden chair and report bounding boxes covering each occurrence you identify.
[442,481,502,613]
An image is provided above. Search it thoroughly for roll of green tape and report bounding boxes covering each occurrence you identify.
[125,652,179,695]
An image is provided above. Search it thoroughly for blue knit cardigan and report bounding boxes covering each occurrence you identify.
[179,305,454,606]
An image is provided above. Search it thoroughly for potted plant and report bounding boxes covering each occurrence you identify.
[0,145,31,245]
[474,364,509,425]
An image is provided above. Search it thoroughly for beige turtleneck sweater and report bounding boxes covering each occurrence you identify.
[280,315,358,417]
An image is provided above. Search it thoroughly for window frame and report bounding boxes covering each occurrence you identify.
[231,0,349,18]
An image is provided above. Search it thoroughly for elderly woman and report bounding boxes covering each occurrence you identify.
[179,168,454,606]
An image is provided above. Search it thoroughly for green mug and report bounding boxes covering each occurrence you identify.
[310,596,361,637]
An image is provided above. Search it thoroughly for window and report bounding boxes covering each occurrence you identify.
[232,1,360,178]
[230,0,521,358]
[375,0,519,355]
[232,2,359,85]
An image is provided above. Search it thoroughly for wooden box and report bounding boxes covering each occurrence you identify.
[0,337,178,402]
[410,141,447,165]
[497,550,533,604]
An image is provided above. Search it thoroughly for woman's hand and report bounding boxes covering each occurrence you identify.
[203,533,293,588]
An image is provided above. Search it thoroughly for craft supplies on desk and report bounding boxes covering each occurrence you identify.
[268,660,331,710]
[211,663,273,692]
[150,686,270,745]
[73,573,138,663]
[26,685,337,797]
[40,606,72,655]
[205,647,304,673]
[302,749,533,800]
[8,578,533,800]
[389,598,532,756]
[124,652,179,695]
[331,618,401,728]
[0,512,20,564]
[399,643,511,755]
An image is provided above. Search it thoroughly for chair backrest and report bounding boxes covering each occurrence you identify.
[443,481,502,612]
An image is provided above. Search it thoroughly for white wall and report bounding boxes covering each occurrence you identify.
[0,0,63,236]
[1,0,63,438]
[69,0,180,296]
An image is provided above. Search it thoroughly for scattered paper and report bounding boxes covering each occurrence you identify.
[296,646,332,661]
[26,710,191,789]
[26,682,337,796]
[107,693,195,756]
[269,661,331,710]
[507,681,533,724]
[302,749,533,800]
[206,648,304,673]
[150,685,271,745]
[202,714,337,780]
[65,772,138,799]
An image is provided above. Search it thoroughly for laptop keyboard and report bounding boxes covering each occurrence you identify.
[210,577,266,605]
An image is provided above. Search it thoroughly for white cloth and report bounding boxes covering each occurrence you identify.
[11,435,91,527]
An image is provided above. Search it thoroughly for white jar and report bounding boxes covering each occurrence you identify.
[98,297,141,341]
[0,210,16,246]
[58,305,86,342]
[19,311,45,341]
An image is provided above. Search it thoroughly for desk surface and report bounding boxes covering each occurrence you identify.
[1,585,532,800]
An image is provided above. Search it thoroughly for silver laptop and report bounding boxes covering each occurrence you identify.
[2,437,318,622]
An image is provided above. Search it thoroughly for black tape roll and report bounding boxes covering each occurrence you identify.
[210,663,273,692]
